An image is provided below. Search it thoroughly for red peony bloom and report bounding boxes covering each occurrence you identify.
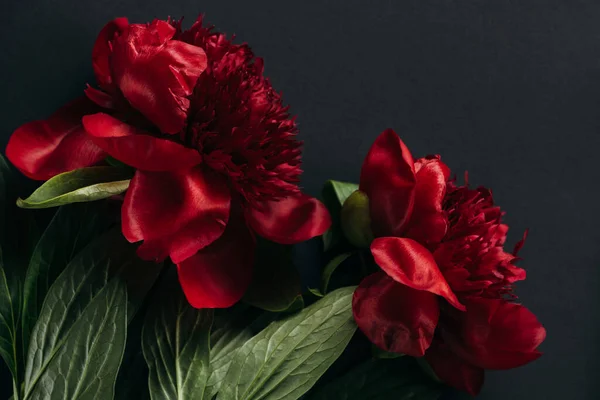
[351,129,545,395]
[6,16,331,308]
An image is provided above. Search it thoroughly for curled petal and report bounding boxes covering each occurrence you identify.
[425,342,485,396]
[178,219,255,308]
[122,168,230,262]
[92,17,129,91]
[111,20,207,134]
[353,272,439,357]
[443,298,546,370]
[404,156,450,244]
[359,129,416,237]
[371,237,465,310]
[6,97,106,180]
[245,194,331,244]
[83,113,201,171]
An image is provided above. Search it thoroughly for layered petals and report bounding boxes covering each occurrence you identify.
[359,129,416,237]
[111,20,207,134]
[443,298,546,370]
[91,18,129,91]
[245,194,331,244]
[177,219,255,308]
[425,342,485,395]
[122,168,230,262]
[83,113,201,171]
[353,271,439,356]
[6,97,107,180]
[403,156,450,244]
[370,237,465,310]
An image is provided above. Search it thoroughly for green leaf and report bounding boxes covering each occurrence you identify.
[23,279,128,400]
[206,306,275,399]
[321,180,358,251]
[372,344,404,359]
[17,166,132,209]
[244,241,302,312]
[306,357,442,400]
[0,154,33,388]
[220,286,358,400]
[142,269,213,400]
[321,252,353,294]
[21,202,113,358]
[23,229,160,398]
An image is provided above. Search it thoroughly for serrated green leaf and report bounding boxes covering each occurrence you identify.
[244,241,302,312]
[321,180,358,251]
[306,357,442,400]
[17,166,132,209]
[220,286,357,400]
[142,269,213,400]
[321,252,353,294]
[21,202,113,358]
[23,279,128,400]
[23,229,160,398]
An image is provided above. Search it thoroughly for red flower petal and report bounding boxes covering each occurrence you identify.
[370,237,465,310]
[177,218,255,308]
[425,341,485,396]
[404,156,450,244]
[353,271,439,357]
[111,20,207,134]
[6,97,107,180]
[122,168,230,262]
[245,194,331,244]
[444,298,546,370]
[82,113,201,171]
[359,129,416,237]
[92,18,129,91]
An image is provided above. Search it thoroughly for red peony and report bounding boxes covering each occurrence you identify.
[351,129,545,395]
[6,16,331,309]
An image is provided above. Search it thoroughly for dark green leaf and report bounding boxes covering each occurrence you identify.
[23,279,128,400]
[321,252,353,294]
[321,180,358,251]
[21,202,113,357]
[23,229,160,399]
[220,286,357,400]
[306,357,442,400]
[17,166,132,209]
[142,269,213,400]
[244,241,302,312]
[0,154,33,388]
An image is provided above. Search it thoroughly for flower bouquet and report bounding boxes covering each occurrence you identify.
[0,15,545,400]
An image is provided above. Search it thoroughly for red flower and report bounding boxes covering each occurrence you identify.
[351,129,545,395]
[6,16,331,309]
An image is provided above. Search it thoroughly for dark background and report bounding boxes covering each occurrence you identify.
[1,0,599,399]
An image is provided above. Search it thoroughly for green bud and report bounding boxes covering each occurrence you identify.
[341,190,374,248]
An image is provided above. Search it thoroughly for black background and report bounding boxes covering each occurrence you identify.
[1,1,599,399]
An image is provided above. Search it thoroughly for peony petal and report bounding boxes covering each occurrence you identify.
[353,271,439,357]
[371,237,465,310]
[245,194,331,244]
[83,113,201,171]
[92,18,129,91]
[359,129,416,237]
[177,218,255,308]
[443,298,546,370]
[425,341,485,396]
[111,20,207,134]
[6,97,107,180]
[122,168,230,261]
[403,156,450,244]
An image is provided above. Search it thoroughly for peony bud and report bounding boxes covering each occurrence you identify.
[341,190,374,248]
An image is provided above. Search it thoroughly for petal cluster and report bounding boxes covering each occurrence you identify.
[352,129,545,395]
[6,16,331,309]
